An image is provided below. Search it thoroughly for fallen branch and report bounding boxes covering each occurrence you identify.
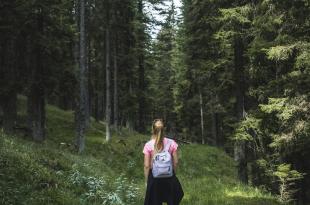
[166,136,191,144]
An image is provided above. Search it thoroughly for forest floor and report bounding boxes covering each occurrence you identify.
[0,96,281,205]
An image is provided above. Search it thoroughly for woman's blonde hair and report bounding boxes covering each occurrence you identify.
[152,119,165,154]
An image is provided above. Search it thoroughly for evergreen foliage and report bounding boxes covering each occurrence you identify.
[1,0,310,203]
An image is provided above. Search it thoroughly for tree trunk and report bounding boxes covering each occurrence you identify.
[75,0,87,153]
[94,91,99,122]
[113,37,119,130]
[28,44,46,142]
[137,0,145,133]
[233,36,248,184]
[211,112,218,146]
[101,93,105,120]
[1,38,17,134]
[199,90,205,144]
[2,93,17,134]
[85,5,90,129]
[126,81,134,131]
[28,84,46,142]
[27,7,46,142]
[73,0,80,143]
[217,114,223,146]
[93,62,100,122]
[105,0,112,141]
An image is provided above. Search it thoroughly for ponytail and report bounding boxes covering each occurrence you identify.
[152,119,164,154]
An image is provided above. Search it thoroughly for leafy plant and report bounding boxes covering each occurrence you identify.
[68,168,139,205]
[274,163,304,203]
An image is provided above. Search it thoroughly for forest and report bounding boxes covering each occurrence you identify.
[0,0,310,204]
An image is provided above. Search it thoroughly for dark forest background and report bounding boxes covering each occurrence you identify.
[1,0,310,204]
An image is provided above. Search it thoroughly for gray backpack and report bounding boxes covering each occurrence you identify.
[152,139,173,178]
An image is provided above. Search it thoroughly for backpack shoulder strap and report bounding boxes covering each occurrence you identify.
[164,138,172,152]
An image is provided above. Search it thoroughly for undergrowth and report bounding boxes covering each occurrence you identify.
[0,96,281,205]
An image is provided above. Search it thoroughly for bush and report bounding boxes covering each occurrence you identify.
[68,166,139,205]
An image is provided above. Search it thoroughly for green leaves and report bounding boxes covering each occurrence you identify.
[274,164,303,182]
[219,5,252,25]
[214,30,236,41]
[274,163,304,203]
[259,98,297,121]
[294,42,310,73]
[68,169,140,205]
[266,45,295,62]
[232,115,262,142]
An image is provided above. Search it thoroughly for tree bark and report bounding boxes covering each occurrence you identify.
[137,0,145,133]
[75,0,87,153]
[126,81,134,131]
[233,36,248,184]
[85,2,90,129]
[199,90,205,144]
[113,37,119,130]
[217,114,223,146]
[211,112,217,146]
[93,51,100,122]
[2,93,17,134]
[28,84,46,142]
[94,91,99,121]
[27,7,46,142]
[105,0,112,141]
[1,38,17,134]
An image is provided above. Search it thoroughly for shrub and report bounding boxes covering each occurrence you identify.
[68,166,139,205]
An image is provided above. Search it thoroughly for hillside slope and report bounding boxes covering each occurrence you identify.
[0,96,280,205]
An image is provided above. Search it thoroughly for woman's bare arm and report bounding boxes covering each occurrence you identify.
[172,150,178,173]
[144,154,151,184]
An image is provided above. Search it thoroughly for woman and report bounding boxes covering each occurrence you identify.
[143,119,184,205]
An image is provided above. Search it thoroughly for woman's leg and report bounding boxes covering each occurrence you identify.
[144,169,164,205]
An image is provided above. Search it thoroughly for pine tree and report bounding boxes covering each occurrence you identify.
[75,0,88,152]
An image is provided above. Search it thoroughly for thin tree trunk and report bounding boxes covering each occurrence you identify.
[85,2,90,128]
[137,0,145,133]
[211,112,217,146]
[101,93,105,120]
[94,92,99,121]
[217,114,223,146]
[105,0,112,141]
[1,38,17,134]
[113,37,118,130]
[29,85,46,142]
[73,0,80,146]
[93,59,100,122]
[92,41,100,122]
[126,81,134,131]
[233,36,248,184]
[28,7,46,142]
[2,93,17,134]
[199,90,205,144]
[75,0,87,153]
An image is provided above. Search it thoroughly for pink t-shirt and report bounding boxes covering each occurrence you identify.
[143,137,178,156]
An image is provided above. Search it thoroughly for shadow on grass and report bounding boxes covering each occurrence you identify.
[224,195,280,205]
[180,195,279,205]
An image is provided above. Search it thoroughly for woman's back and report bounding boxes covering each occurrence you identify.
[143,119,183,205]
[143,137,178,157]
[143,137,183,205]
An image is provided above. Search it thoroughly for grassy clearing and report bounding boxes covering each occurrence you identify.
[0,96,280,205]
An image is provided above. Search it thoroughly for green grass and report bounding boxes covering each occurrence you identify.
[0,95,281,205]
